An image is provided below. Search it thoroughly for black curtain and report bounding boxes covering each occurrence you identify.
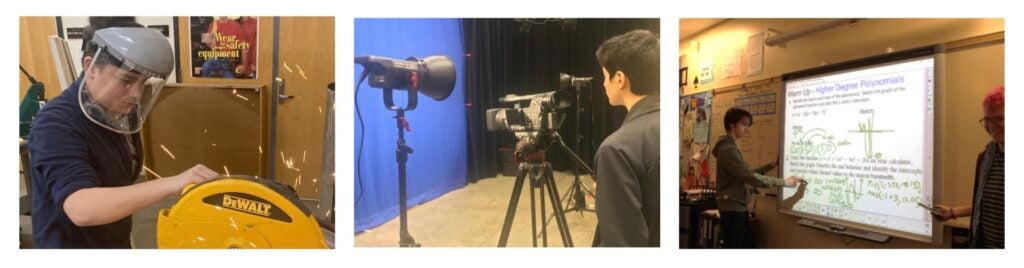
[463,19,660,183]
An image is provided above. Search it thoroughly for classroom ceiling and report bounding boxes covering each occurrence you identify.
[679,18,727,40]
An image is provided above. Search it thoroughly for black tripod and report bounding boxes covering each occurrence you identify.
[562,81,595,214]
[497,132,594,247]
[497,156,574,247]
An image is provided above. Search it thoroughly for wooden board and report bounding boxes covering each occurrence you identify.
[142,84,264,179]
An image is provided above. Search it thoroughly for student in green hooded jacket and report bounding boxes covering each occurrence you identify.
[712,107,802,248]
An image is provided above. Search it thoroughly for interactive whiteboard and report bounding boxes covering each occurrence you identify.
[780,46,941,243]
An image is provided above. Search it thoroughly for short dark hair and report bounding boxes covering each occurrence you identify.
[82,17,143,67]
[723,107,753,132]
[595,29,659,95]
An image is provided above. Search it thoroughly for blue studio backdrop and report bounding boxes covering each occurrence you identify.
[354,19,468,232]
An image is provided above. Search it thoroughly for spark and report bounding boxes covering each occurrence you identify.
[318,106,323,113]
[295,64,309,80]
[302,150,307,163]
[258,146,263,154]
[283,61,293,73]
[142,165,162,179]
[234,93,250,101]
[223,165,230,177]
[211,143,217,147]
[282,152,300,172]
[160,144,176,159]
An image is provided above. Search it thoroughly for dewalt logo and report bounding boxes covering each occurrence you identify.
[222,194,273,217]
[201,192,293,223]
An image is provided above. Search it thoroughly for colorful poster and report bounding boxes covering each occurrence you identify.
[681,91,713,190]
[189,16,258,79]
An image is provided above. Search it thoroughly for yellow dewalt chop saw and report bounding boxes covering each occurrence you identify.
[157,175,333,249]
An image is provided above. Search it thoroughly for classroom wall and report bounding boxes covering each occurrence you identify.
[680,18,1004,248]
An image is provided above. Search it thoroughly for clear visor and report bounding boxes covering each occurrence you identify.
[79,47,166,134]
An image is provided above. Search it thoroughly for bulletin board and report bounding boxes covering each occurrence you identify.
[707,78,784,188]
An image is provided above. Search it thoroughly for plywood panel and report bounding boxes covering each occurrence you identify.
[142,84,264,180]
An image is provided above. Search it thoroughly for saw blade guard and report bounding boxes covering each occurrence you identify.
[157,175,329,249]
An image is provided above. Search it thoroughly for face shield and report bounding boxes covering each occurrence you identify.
[79,28,174,134]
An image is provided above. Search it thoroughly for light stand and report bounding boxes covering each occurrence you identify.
[385,87,421,248]
[563,80,595,214]
[355,55,456,248]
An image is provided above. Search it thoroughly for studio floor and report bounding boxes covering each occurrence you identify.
[355,171,598,247]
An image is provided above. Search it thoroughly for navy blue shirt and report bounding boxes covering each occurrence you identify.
[29,78,142,248]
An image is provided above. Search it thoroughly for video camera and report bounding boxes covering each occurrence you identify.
[486,90,573,156]
[486,90,571,133]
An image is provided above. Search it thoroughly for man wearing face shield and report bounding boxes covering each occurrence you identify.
[29,28,219,248]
